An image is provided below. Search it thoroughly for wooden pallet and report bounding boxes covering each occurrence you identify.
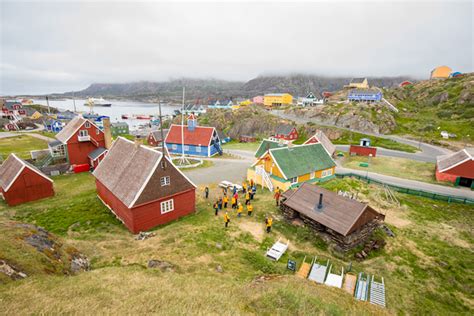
[369,276,386,308]
[308,258,329,284]
[296,256,311,278]
[343,273,357,296]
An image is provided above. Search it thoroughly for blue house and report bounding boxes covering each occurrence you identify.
[164,114,222,157]
[348,89,383,103]
[43,119,63,133]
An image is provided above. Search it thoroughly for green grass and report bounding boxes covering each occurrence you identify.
[0,135,49,160]
[33,131,56,140]
[222,140,261,152]
[341,155,441,184]
[0,172,472,314]
[332,130,418,153]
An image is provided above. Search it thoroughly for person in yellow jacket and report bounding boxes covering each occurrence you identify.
[224,212,230,228]
[231,196,237,209]
[242,181,248,193]
[265,215,273,233]
[245,191,250,205]
[237,203,243,217]
[247,202,253,216]
[223,195,229,209]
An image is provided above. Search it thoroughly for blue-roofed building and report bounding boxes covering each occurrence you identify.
[348,89,383,103]
[43,119,63,133]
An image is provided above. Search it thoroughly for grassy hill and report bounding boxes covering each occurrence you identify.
[385,73,474,145]
[0,172,472,314]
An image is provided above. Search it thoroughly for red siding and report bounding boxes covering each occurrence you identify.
[349,145,377,157]
[305,137,319,144]
[95,179,196,233]
[275,128,298,141]
[436,160,474,182]
[2,168,54,206]
[66,123,105,165]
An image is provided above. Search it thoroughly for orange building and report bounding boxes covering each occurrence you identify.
[430,66,452,79]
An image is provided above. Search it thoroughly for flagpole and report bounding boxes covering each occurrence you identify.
[179,87,189,165]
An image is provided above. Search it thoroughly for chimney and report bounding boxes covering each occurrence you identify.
[316,193,323,210]
[103,117,112,150]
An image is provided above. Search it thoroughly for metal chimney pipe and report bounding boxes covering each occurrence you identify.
[317,193,323,209]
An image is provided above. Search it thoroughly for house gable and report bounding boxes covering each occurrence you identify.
[134,156,196,206]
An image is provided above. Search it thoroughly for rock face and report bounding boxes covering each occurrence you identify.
[147,260,175,272]
[0,221,90,282]
[286,103,397,134]
[0,260,27,280]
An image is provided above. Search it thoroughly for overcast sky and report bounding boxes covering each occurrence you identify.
[1,0,472,95]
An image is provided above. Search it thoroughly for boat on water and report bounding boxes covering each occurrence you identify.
[121,114,155,120]
[84,97,112,107]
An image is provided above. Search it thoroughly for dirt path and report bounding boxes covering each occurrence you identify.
[237,220,264,242]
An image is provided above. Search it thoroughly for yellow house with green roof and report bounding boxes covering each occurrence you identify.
[247,143,336,191]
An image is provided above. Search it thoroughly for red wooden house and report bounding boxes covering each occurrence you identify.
[93,137,197,233]
[273,124,298,141]
[436,148,474,188]
[0,154,54,206]
[349,138,377,157]
[304,130,336,156]
[147,129,168,147]
[52,116,111,166]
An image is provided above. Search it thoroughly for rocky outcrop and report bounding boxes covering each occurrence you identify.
[0,260,27,280]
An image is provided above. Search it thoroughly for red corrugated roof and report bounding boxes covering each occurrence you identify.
[165,124,215,146]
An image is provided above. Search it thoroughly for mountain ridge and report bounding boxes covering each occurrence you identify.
[63,75,413,101]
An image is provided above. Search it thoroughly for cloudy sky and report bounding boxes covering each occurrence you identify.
[1,0,472,95]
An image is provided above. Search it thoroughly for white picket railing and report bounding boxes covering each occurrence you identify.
[255,165,274,192]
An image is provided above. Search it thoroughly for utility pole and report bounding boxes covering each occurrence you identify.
[46,96,51,115]
[72,91,76,113]
[158,98,166,164]
[178,87,189,165]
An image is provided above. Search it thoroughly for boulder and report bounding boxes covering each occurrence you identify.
[148,259,175,272]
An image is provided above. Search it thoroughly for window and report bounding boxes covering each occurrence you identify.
[310,172,315,179]
[160,199,174,214]
[85,121,91,128]
[96,128,100,135]
[161,160,167,169]
[196,145,201,152]
[172,144,177,150]
[290,177,298,184]
[79,130,88,137]
[321,169,333,177]
[160,176,170,186]
[184,145,190,151]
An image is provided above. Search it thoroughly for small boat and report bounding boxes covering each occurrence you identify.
[150,119,160,126]
[121,114,130,119]
[136,114,152,120]
[84,97,112,107]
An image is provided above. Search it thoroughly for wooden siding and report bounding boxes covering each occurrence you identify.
[2,167,54,206]
[96,179,195,233]
[67,123,105,165]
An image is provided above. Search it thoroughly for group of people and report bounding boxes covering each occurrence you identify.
[204,180,273,232]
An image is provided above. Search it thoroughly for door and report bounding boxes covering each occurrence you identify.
[458,177,473,188]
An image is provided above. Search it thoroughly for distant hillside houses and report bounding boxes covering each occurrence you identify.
[208,100,233,109]
[297,92,324,106]
[263,93,293,107]
[430,65,452,79]
[182,104,206,115]
[348,89,383,103]
[347,78,369,89]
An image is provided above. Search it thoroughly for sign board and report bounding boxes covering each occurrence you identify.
[287,259,296,272]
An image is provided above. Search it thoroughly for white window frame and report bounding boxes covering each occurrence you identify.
[96,128,100,135]
[160,176,170,186]
[290,177,298,184]
[79,129,89,137]
[160,199,174,214]
[196,145,201,152]
[171,144,177,150]
[321,169,333,178]
[310,172,315,179]
[184,145,190,151]
[85,121,91,128]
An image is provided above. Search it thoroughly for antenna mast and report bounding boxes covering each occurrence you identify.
[158,98,166,164]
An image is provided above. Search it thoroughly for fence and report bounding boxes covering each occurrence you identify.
[336,173,474,205]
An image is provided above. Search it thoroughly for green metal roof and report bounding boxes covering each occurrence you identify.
[255,139,287,158]
[270,144,336,179]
